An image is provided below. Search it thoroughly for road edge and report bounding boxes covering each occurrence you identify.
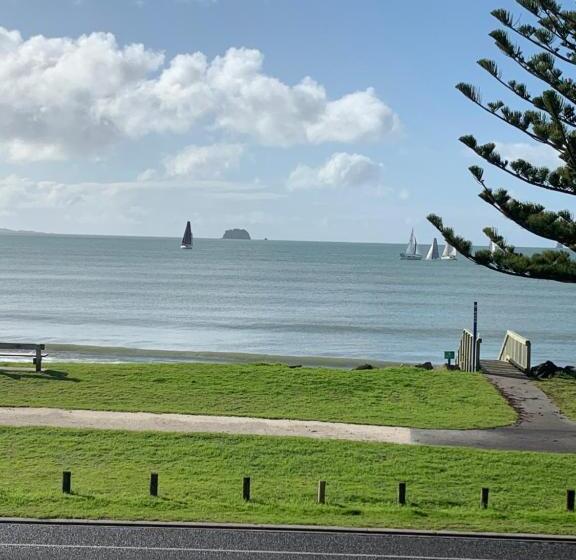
[0,517,574,542]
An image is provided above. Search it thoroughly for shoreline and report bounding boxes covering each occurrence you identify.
[41,343,406,369]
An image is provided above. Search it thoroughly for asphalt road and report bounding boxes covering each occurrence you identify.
[0,522,574,559]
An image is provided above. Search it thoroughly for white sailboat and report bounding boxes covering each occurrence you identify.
[400,229,422,260]
[441,242,457,260]
[425,238,440,260]
[180,221,193,249]
[489,239,499,255]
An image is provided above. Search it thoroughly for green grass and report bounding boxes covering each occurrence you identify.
[0,426,574,534]
[538,376,576,421]
[0,362,516,429]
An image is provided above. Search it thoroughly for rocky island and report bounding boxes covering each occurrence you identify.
[222,228,251,240]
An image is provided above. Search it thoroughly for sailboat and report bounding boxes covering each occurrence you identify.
[400,229,422,260]
[489,239,499,255]
[180,221,193,249]
[441,242,457,260]
[425,238,440,260]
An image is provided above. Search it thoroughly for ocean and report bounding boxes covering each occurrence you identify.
[0,234,572,365]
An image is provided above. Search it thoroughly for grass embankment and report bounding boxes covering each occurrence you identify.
[0,427,574,534]
[538,376,576,421]
[0,362,515,429]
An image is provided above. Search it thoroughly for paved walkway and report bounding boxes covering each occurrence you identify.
[0,369,574,453]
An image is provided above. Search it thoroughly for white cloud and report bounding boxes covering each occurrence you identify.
[0,173,280,221]
[494,142,561,168]
[0,27,399,161]
[163,143,244,179]
[287,152,385,191]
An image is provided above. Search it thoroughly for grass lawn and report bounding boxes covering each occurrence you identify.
[538,376,576,421]
[0,427,574,534]
[0,362,516,429]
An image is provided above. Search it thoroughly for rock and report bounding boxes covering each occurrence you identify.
[354,363,374,370]
[529,360,560,379]
[222,228,251,240]
[415,361,434,370]
[288,364,302,369]
[530,361,576,379]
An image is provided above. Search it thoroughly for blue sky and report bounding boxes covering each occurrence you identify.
[0,0,566,245]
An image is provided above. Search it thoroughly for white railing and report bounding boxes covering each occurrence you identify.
[458,329,482,372]
[498,330,531,373]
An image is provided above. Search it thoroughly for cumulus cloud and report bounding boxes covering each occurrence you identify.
[494,142,561,168]
[0,27,399,161]
[163,143,244,179]
[287,152,385,191]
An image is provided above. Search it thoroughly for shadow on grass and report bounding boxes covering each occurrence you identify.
[0,369,80,382]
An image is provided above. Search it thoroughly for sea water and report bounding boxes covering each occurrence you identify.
[0,234,572,365]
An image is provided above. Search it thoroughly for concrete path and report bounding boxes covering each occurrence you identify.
[0,370,573,453]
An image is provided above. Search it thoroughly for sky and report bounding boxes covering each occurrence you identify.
[0,0,568,244]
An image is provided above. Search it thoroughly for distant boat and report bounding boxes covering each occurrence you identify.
[425,238,440,260]
[489,240,499,255]
[400,229,422,260]
[441,242,457,260]
[180,221,193,249]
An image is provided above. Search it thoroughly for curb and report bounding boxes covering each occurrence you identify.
[0,517,574,542]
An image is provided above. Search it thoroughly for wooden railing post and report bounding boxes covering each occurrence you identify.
[457,330,482,372]
[35,345,42,372]
[498,331,531,373]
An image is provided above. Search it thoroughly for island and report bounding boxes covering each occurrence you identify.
[222,228,251,240]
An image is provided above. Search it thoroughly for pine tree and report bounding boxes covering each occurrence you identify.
[428,0,576,283]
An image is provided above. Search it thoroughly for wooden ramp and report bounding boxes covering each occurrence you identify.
[457,330,531,374]
[480,359,525,379]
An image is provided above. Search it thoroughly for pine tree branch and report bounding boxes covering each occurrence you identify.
[541,89,576,168]
[493,7,576,65]
[476,58,576,128]
[472,179,576,250]
[491,30,576,107]
[433,1,576,284]
[455,84,558,147]
[460,136,576,194]
[427,213,576,283]
[538,1,576,49]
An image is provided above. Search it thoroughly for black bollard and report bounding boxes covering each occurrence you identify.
[62,471,71,494]
[150,472,158,497]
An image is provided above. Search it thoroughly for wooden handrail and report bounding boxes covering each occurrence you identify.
[498,330,531,373]
[457,329,482,372]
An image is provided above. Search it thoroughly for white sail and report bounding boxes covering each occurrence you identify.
[489,240,498,255]
[405,229,417,255]
[425,238,440,260]
[441,242,457,260]
[400,229,422,260]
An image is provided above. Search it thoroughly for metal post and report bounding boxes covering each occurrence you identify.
[472,301,478,371]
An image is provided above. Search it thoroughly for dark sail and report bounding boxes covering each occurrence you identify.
[181,221,193,247]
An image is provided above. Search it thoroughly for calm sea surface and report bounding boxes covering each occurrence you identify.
[0,234,572,365]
